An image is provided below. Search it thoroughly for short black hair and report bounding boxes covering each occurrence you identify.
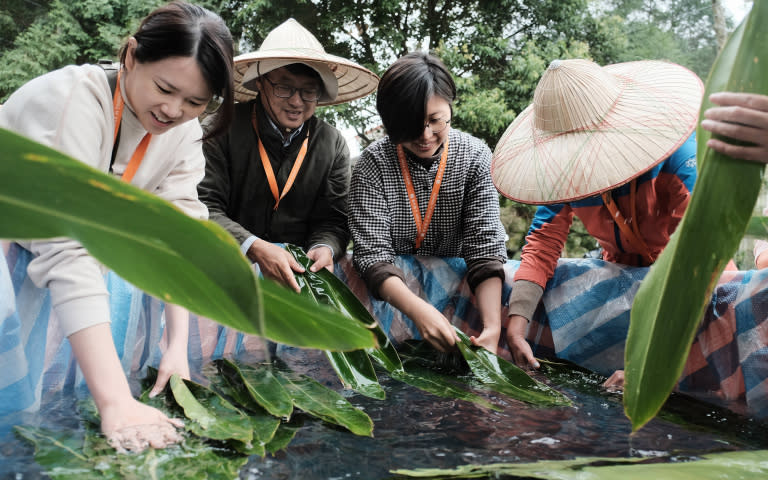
[376,51,456,144]
[119,1,234,140]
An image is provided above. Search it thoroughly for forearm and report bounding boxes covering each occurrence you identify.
[475,276,502,334]
[164,303,190,351]
[69,323,133,411]
[379,275,431,322]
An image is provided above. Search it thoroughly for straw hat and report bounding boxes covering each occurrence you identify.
[491,59,703,204]
[233,18,378,106]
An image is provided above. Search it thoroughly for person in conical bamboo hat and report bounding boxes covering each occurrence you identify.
[199,18,378,292]
[493,58,705,377]
[493,59,768,389]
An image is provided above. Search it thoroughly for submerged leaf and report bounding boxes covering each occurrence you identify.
[272,367,374,437]
[169,375,253,444]
[625,4,768,431]
[213,358,294,418]
[455,330,572,407]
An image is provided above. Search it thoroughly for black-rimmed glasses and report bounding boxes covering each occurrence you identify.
[263,76,321,103]
[204,94,224,114]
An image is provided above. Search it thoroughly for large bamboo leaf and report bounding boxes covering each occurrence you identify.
[272,366,374,437]
[286,244,385,398]
[390,450,768,479]
[624,4,768,431]
[0,128,376,351]
[454,329,572,407]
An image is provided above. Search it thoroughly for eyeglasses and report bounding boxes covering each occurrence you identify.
[424,117,451,134]
[262,76,321,103]
[204,94,224,114]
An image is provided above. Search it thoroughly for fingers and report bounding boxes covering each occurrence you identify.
[705,137,768,164]
[708,92,768,112]
[602,369,625,393]
[106,419,184,454]
[149,374,169,398]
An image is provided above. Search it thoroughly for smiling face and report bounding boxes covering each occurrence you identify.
[256,66,321,131]
[401,94,452,159]
[121,37,212,135]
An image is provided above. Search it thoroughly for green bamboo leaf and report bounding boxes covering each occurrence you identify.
[0,128,376,352]
[390,368,500,411]
[272,367,374,437]
[265,420,302,455]
[286,244,386,398]
[13,426,94,474]
[454,329,572,407]
[169,374,253,444]
[325,350,387,399]
[625,4,768,431]
[392,451,768,479]
[212,358,294,418]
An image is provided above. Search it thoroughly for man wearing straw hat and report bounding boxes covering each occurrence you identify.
[493,59,768,386]
[199,19,378,292]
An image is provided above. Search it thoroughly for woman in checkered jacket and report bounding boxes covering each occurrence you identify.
[348,52,508,354]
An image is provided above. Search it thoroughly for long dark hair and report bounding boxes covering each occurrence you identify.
[376,51,456,144]
[119,1,234,139]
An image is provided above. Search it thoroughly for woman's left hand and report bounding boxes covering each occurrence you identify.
[701,92,768,164]
[151,342,191,397]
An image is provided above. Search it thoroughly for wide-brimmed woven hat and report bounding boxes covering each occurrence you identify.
[233,18,378,106]
[491,59,703,204]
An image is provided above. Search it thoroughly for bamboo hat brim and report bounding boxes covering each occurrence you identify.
[491,59,703,204]
[233,19,379,106]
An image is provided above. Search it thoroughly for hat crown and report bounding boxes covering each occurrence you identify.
[259,18,326,55]
[533,59,621,133]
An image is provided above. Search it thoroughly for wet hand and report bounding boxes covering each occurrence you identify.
[506,315,539,369]
[101,398,184,453]
[470,329,500,354]
[602,369,625,393]
[413,305,459,352]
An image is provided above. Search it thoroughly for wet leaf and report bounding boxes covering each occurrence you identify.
[287,244,385,399]
[625,4,768,431]
[390,450,768,479]
[455,329,572,407]
[272,367,374,437]
[213,358,293,418]
[15,424,247,480]
[265,419,304,455]
[169,374,253,444]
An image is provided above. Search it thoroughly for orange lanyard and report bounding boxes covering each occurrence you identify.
[251,106,309,211]
[601,179,654,264]
[397,140,449,250]
[113,70,151,183]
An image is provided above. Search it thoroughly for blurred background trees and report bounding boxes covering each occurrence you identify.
[0,0,750,260]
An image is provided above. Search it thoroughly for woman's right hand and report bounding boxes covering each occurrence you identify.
[100,397,184,453]
[505,314,539,369]
[412,302,459,352]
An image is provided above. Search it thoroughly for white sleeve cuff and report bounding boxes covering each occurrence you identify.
[55,295,111,338]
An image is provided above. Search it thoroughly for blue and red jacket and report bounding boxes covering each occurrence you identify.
[514,133,697,288]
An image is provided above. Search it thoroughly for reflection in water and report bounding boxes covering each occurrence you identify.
[1,345,766,479]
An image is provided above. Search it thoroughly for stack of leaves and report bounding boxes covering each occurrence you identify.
[285,244,572,409]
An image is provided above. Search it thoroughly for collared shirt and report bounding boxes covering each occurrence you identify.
[349,129,507,297]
